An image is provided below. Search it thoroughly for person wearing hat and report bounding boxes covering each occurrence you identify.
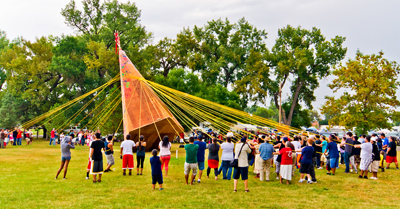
[55,136,75,179]
[233,137,252,192]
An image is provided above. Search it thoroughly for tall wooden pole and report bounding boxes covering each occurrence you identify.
[279,82,282,125]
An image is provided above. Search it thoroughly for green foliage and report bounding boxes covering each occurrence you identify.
[282,102,312,128]
[246,104,279,122]
[321,51,400,134]
[175,18,268,107]
[267,25,347,126]
[154,68,242,110]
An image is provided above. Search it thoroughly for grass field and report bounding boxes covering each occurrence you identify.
[1,140,400,209]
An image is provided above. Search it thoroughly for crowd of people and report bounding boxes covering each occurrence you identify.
[4,126,397,192]
[0,128,33,148]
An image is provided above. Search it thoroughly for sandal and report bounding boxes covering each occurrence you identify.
[245,190,250,193]
[97,179,101,182]
[233,190,237,192]
[93,180,97,183]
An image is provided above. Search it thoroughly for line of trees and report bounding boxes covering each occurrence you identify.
[0,0,399,135]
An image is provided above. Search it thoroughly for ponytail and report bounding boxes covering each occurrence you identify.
[139,135,144,151]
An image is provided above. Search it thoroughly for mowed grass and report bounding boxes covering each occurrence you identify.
[1,140,400,209]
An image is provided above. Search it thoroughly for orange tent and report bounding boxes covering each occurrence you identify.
[118,47,183,151]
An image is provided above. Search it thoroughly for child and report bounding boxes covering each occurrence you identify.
[150,149,163,190]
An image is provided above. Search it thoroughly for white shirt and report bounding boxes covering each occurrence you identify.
[360,142,373,159]
[292,141,302,154]
[159,141,171,156]
[221,142,234,161]
[120,140,136,155]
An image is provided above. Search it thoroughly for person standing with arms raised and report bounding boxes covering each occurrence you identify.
[159,136,172,177]
[184,137,199,185]
[194,135,207,183]
[258,136,274,181]
[104,135,115,172]
[233,137,252,192]
[136,135,146,175]
[89,133,105,183]
[120,134,136,176]
[55,136,75,179]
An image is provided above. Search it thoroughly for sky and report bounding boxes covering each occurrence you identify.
[1,0,399,111]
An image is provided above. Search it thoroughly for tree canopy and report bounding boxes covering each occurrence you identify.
[321,51,400,134]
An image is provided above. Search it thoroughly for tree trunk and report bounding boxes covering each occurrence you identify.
[285,78,303,126]
[43,126,47,140]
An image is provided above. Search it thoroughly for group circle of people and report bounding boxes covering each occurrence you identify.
[0,128,33,148]
[4,126,393,192]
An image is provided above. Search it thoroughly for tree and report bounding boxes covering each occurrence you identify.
[0,30,10,91]
[267,25,346,126]
[176,18,268,91]
[321,51,400,134]
[61,0,154,79]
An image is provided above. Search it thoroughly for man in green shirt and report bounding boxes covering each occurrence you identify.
[184,137,199,185]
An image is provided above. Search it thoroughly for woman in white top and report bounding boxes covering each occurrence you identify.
[159,135,171,176]
[219,136,234,180]
[291,136,302,168]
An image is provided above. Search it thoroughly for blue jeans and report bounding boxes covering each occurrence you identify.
[219,161,233,180]
[13,138,16,146]
[49,138,56,145]
[315,153,321,167]
[344,152,351,172]
[17,138,22,145]
[81,137,85,146]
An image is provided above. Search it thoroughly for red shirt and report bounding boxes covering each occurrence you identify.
[51,130,55,138]
[279,147,293,165]
[17,131,22,138]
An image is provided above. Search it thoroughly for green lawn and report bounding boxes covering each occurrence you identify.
[1,140,400,209]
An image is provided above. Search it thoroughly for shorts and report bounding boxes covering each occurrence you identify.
[90,160,103,174]
[61,156,71,161]
[354,155,361,164]
[184,162,198,175]
[275,162,281,173]
[233,166,249,180]
[320,154,326,163]
[106,154,115,166]
[330,158,339,169]
[360,158,372,171]
[152,174,163,185]
[26,138,31,142]
[122,154,134,169]
[371,161,380,172]
[386,156,398,163]
[198,161,205,170]
[300,163,312,174]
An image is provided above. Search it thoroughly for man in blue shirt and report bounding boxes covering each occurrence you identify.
[194,135,207,183]
[258,137,274,181]
[380,133,389,170]
[324,135,339,176]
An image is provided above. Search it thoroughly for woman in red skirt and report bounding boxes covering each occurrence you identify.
[207,138,220,180]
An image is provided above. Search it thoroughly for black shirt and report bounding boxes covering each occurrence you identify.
[388,141,397,156]
[13,130,18,138]
[91,140,105,161]
[315,139,322,153]
[352,141,361,156]
[312,143,317,158]
[274,141,284,162]
[372,144,380,161]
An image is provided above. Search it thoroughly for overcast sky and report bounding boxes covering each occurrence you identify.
[1,0,399,111]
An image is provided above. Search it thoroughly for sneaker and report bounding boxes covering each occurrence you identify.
[363,176,368,179]
[307,180,313,184]
[358,175,362,179]
[318,167,323,170]
[350,169,353,172]
[299,179,305,183]
[104,170,109,173]
[370,177,377,180]
[197,179,201,183]
[397,167,399,170]
[326,173,331,175]
[355,170,358,174]
[381,168,385,172]
[276,177,279,180]
[159,188,164,191]
[312,181,317,184]
[85,177,89,180]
